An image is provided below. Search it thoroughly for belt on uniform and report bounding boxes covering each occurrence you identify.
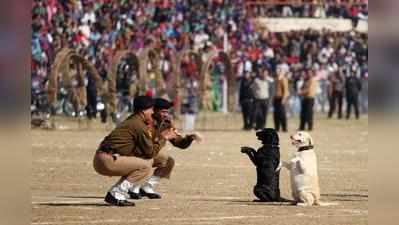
[97,142,115,154]
[96,150,112,154]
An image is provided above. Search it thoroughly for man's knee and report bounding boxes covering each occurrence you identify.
[154,156,175,179]
[167,156,175,169]
[155,155,174,168]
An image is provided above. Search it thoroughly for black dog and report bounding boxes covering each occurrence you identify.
[241,128,281,202]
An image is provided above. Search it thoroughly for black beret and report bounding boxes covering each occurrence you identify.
[133,96,154,111]
[154,98,173,110]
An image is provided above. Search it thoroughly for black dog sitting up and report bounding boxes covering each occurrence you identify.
[241,128,281,202]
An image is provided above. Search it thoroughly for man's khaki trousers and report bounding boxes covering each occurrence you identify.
[152,150,175,179]
[93,152,153,184]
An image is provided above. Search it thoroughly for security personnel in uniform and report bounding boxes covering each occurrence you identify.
[298,69,317,131]
[93,96,178,206]
[239,72,255,130]
[273,69,289,132]
[327,72,344,119]
[129,98,202,199]
[345,73,362,119]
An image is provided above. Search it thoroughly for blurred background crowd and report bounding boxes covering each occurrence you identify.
[31,0,368,129]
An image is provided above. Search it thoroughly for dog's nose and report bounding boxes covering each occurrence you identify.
[290,135,293,139]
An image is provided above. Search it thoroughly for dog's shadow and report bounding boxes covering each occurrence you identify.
[321,193,368,202]
[190,197,297,206]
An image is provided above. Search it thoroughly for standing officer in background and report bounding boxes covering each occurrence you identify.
[252,69,271,130]
[345,73,362,119]
[327,72,344,119]
[85,71,98,120]
[239,72,254,130]
[93,96,178,206]
[128,98,203,199]
[273,68,289,132]
[298,69,317,131]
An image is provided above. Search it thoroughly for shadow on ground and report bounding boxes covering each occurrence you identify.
[189,197,296,206]
[57,195,104,199]
[36,202,111,207]
[321,193,368,202]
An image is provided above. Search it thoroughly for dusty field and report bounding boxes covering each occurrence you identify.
[32,113,368,225]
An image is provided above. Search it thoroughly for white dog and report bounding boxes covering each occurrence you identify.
[282,131,320,206]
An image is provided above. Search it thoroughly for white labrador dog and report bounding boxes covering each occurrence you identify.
[282,131,320,206]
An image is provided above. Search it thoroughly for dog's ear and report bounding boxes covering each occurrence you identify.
[271,131,279,145]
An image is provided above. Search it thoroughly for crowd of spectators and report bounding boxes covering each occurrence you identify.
[31,0,368,115]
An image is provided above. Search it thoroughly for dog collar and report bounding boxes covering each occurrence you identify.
[298,145,314,152]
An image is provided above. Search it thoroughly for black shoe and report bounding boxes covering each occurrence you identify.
[139,188,161,199]
[128,190,142,199]
[104,192,135,206]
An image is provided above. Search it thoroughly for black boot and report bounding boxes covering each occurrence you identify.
[139,188,161,199]
[128,190,142,200]
[104,192,135,206]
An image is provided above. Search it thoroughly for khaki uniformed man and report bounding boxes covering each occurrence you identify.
[273,68,289,132]
[93,96,178,206]
[298,69,317,131]
[128,98,202,199]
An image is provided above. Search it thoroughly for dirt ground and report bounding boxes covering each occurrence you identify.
[32,113,368,225]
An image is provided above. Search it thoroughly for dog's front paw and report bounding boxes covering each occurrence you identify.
[241,146,254,154]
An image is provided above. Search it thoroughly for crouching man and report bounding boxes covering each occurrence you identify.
[93,96,178,206]
[129,98,203,199]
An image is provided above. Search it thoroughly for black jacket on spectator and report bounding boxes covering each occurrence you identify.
[239,77,254,103]
[345,75,362,97]
[239,77,254,130]
[345,75,362,119]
